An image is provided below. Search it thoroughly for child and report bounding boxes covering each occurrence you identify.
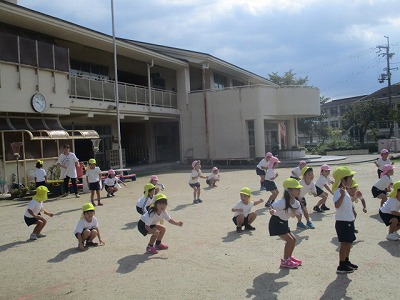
[136,183,156,215]
[269,178,303,269]
[290,160,307,181]
[371,164,394,207]
[264,156,280,208]
[379,180,400,241]
[314,164,333,212]
[375,149,393,178]
[206,167,220,187]
[149,175,165,194]
[256,152,273,191]
[86,158,103,206]
[296,167,317,229]
[138,193,183,254]
[74,203,105,251]
[231,187,264,232]
[346,178,367,233]
[34,160,47,188]
[188,160,207,204]
[23,186,53,240]
[104,169,126,197]
[332,166,358,274]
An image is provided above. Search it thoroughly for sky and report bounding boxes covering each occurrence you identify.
[17,0,400,100]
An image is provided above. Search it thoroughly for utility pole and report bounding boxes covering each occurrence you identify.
[377,36,398,138]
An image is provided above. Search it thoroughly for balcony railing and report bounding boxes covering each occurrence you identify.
[70,75,178,109]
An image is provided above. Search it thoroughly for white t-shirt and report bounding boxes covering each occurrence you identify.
[57,152,79,179]
[380,197,400,214]
[104,177,120,187]
[299,179,317,198]
[233,200,254,217]
[207,172,219,180]
[86,167,101,183]
[291,166,301,178]
[136,195,153,210]
[74,217,99,235]
[34,168,47,182]
[188,170,202,184]
[265,168,276,180]
[256,159,268,170]
[271,198,302,221]
[376,158,392,170]
[24,199,43,218]
[140,210,171,226]
[333,189,355,221]
[374,175,392,191]
[315,175,329,190]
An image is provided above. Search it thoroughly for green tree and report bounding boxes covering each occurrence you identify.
[268,69,308,86]
[341,99,389,143]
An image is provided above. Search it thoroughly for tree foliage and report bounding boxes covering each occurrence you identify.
[268,69,308,86]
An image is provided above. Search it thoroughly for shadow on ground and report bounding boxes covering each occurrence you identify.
[48,247,81,263]
[116,254,167,274]
[171,203,193,211]
[54,208,81,216]
[369,213,383,223]
[378,240,400,257]
[245,269,290,299]
[122,221,137,230]
[221,230,254,243]
[320,274,352,300]
[330,237,364,252]
[0,240,31,253]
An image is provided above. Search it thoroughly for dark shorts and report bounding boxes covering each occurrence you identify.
[35,181,46,188]
[232,215,249,226]
[269,215,290,236]
[206,179,211,185]
[371,186,387,198]
[136,206,144,215]
[189,182,200,188]
[316,186,324,196]
[299,197,307,207]
[138,219,156,236]
[89,182,100,191]
[264,180,277,192]
[335,220,356,243]
[74,228,97,238]
[377,169,383,179]
[379,210,400,226]
[290,176,300,181]
[105,185,115,190]
[256,167,266,176]
[24,216,38,226]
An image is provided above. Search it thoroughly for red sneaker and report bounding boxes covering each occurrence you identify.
[280,258,299,269]
[146,246,158,254]
[156,243,169,250]
[290,256,302,266]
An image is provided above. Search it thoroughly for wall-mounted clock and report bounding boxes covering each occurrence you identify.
[31,93,46,113]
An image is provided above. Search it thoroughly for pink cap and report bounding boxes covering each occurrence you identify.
[299,160,306,165]
[381,149,389,154]
[381,164,395,177]
[321,164,331,171]
[265,152,273,158]
[212,167,219,173]
[192,160,200,169]
[108,169,115,175]
[150,175,158,181]
[268,156,281,168]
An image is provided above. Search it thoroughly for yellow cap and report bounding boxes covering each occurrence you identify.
[388,181,400,197]
[88,158,96,164]
[332,166,356,192]
[82,203,95,212]
[350,178,359,189]
[154,193,167,203]
[301,166,312,176]
[33,186,49,202]
[144,183,156,196]
[283,178,303,189]
[37,160,44,165]
[240,187,252,197]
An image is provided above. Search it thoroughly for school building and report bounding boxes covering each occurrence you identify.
[0,0,320,187]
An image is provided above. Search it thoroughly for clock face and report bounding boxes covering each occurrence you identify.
[31,93,46,113]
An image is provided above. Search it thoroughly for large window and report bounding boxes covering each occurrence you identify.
[214,72,227,89]
[330,107,338,117]
[70,59,109,79]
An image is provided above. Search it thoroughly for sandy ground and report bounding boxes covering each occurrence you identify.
[0,162,399,300]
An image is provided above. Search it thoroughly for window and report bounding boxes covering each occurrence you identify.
[330,107,338,117]
[232,79,245,87]
[214,72,227,89]
[70,59,109,79]
[340,106,347,115]
[330,121,339,128]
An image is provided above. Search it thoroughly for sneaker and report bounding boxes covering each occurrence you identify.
[244,224,256,231]
[313,205,323,213]
[197,198,203,203]
[146,246,158,254]
[97,202,104,206]
[236,226,243,233]
[297,222,307,229]
[395,232,400,238]
[306,221,315,229]
[86,241,98,247]
[30,234,37,240]
[386,233,400,241]
[346,260,358,270]
[193,199,199,204]
[280,258,299,269]
[155,243,169,250]
[354,228,359,233]
[111,193,115,197]
[321,205,330,211]
[107,193,111,198]
[37,233,46,238]
[290,256,302,266]
[337,264,354,274]
[75,194,80,198]
[260,186,266,191]
[62,193,69,197]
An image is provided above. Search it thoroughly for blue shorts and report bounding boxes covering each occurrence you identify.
[335,221,356,243]
[189,182,200,188]
[89,182,100,191]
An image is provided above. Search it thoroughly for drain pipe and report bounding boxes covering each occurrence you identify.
[147,60,154,108]
[202,62,210,161]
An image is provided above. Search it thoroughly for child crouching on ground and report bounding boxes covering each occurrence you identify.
[264,156,280,207]
[149,175,165,194]
[74,203,105,251]
[379,180,400,241]
[314,164,333,212]
[23,186,53,240]
[232,187,264,232]
[269,178,303,269]
[207,167,220,187]
[290,160,307,181]
[136,183,156,215]
[138,193,183,254]
[371,164,394,207]
[296,167,317,229]
[104,169,126,197]
[346,179,367,233]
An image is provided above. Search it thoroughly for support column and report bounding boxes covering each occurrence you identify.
[254,118,265,157]
[287,119,296,148]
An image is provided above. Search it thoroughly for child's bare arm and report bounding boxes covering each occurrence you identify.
[77,233,86,251]
[360,198,367,213]
[324,184,333,195]
[168,219,183,226]
[42,209,53,217]
[96,228,105,245]
[254,199,264,206]
[231,208,243,213]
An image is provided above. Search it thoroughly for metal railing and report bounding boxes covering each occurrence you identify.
[70,75,178,109]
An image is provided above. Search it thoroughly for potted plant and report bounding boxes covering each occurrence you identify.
[9,183,28,199]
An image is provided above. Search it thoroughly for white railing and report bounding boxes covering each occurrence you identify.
[70,76,178,109]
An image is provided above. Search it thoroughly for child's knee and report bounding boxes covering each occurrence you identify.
[391,218,399,226]
[91,229,98,236]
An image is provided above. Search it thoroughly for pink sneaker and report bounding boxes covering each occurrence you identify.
[290,256,302,266]
[146,246,158,254]
[280,258,299,269]
[156,243,169,250]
